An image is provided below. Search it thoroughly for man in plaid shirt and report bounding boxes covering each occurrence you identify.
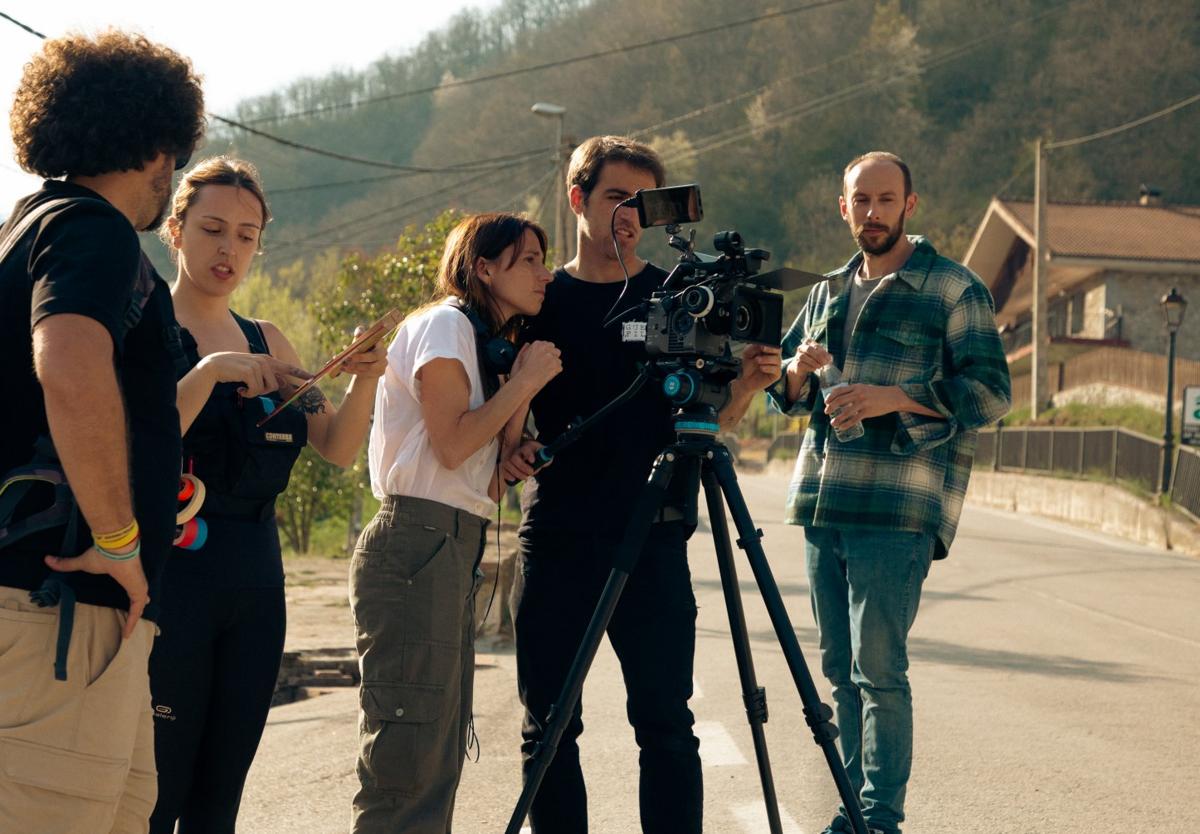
[768,152,1010,834]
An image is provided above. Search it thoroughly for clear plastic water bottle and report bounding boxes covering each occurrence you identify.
[818,363,865,442]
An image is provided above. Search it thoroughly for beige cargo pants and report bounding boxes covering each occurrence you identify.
[0,584,157,834]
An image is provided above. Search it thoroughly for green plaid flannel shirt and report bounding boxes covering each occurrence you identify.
[767,236,1011,558]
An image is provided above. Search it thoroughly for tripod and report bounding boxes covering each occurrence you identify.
[504,403,869,834]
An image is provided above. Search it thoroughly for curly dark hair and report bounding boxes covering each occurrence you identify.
[10,30,205,178]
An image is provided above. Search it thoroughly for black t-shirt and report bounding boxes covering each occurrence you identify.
[519,263,688,537]
[0,181,181,618]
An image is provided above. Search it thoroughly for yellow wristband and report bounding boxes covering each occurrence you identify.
[94,519,139,551]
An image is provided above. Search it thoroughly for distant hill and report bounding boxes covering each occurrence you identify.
[152,0,1199,291]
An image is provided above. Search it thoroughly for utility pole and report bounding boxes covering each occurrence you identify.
[1031,138,1050,418]
[532,102,567,262]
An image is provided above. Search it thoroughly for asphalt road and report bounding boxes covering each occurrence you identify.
[239,469,1200,833]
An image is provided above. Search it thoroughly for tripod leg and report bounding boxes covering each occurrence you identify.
[504,450,679,834]
[708,448,870,834]
[700,466,783,834]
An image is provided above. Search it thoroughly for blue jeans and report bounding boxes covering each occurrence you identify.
[803,527,935,834]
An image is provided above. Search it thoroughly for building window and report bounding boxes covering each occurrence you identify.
[1069,292,1084,335]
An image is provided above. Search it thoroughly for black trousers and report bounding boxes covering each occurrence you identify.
[147,582,286,834]
[511,522,702,834]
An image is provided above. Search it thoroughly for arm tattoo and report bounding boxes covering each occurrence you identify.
[297,386,328,415]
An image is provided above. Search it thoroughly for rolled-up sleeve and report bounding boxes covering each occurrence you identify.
[893,279,1011,455]
[767,300,819,417]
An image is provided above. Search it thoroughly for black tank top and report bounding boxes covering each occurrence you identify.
[178,312,308,520]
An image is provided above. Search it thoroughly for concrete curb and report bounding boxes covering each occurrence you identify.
[966,470,1200,557]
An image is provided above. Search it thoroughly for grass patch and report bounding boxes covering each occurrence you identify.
[280,489,526,560]
[1003,402,1171,440]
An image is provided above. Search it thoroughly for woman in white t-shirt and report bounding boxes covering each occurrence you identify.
[350,213,560,833]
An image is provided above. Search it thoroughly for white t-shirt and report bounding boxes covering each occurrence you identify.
[368,303,498,518]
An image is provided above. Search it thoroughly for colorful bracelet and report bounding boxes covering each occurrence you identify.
[94,519,139,551]
[94,539,140,562]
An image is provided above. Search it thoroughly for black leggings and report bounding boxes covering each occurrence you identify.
[148,582,286,834]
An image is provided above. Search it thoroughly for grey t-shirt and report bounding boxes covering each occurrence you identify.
[842,266,885,358]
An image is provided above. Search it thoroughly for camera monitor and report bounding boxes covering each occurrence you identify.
[633,184,703,228]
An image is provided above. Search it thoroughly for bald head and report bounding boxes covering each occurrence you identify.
[843,151,912,198]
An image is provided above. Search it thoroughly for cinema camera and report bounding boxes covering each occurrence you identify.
[616,183,820,412]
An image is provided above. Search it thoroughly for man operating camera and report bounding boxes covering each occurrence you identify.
[502,135,779,834]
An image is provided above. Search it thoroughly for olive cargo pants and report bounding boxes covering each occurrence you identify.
[349,495,486,834]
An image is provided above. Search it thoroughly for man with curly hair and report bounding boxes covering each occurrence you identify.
[0,30,204,832]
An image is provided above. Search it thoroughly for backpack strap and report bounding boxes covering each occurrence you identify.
[120,254,158,339]
[0,197,82,265]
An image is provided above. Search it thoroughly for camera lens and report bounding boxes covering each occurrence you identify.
[682,286,715,318]
[733,302,758,338]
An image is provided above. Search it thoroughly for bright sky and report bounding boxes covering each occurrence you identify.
[0,0,502,210]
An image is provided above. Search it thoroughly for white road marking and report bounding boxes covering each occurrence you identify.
[732,801,806,833]
[695,720,748,766]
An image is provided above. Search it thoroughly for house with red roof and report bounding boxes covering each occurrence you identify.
[963,189,1200,409]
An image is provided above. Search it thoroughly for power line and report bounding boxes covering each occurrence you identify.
[352,162,546,241]
[209,113,549,173]
[268,1,1061,254]
[268,145,553,196]
[666,2,1071,166]
[0,11,44,39]
[628,53,857,140]
[493,167,559,215]
[276,164,558,259]
[531,169,560,231]
[209,0,852,166]
[276,159,559,259]
[265,50,860,249]
[197,0,843,174]
[269,157,541,252]
[0,12,552,177]
[1046,91,1200,150]
[241,0,856,126]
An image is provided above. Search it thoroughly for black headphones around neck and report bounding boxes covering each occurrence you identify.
[451,300,516,377]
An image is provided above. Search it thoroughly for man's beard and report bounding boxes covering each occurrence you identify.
[854,214,905,256]
[141,164,174,231]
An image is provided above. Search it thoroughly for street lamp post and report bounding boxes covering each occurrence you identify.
[531,102,567,261]
[1161,287,1187,494]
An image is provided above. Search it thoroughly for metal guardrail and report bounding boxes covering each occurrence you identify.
[778,423,1200,521]
[1171,446,1200,522]
[975,425,1165,495]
